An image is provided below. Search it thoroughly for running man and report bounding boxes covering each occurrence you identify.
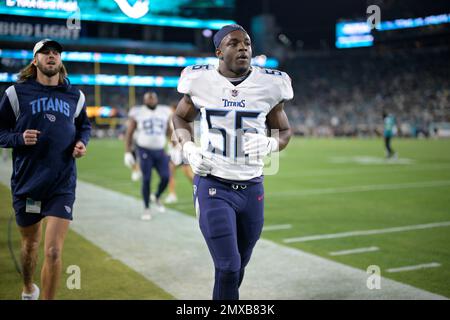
[124,91,172,220]
[0,39,91,300]
[173,24,293,300]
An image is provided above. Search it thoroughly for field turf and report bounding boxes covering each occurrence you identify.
[1,137,449,298]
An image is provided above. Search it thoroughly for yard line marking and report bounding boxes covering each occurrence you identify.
[263,224,292,232]
[276,163,450,178]
[269,180,450,197]
[386,263,441,273]
[329,246,380,256]
[284,221,450,243]
[329,156,414,165]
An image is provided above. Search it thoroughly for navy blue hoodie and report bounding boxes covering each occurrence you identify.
[0,78,91,200]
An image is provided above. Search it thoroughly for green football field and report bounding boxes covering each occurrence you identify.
[1,137,449,298]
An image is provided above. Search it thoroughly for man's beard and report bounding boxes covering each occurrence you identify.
[146,104,157,110]
[36,61,61,77]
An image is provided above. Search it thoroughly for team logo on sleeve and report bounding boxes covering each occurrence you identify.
[209,188,216,196]
[64,206,72,214]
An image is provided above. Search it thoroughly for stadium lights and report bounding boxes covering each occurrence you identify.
[86,106,118,118]
[0,3,235,30]
[202,29,213,38]
[0,49,279,68]
[336,12,450,48]
[0,72,179,87]
[378,13,450,31]
[335,35,374,48]
[72,74,180,87]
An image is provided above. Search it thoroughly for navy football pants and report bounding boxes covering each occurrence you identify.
[193,175,264,300]
[137,147,170,208]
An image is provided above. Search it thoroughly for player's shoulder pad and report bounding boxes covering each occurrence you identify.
[181,64,215,78]
[178,64,214,95]
[256,66,291,81]
[255,66,293,101]
[128,105,141,118]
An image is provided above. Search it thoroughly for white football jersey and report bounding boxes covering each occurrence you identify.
[177,65,293,181]
[129,105,172,150]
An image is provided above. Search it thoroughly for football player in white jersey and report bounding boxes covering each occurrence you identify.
[173,24,293,300]
[124,91,172,220]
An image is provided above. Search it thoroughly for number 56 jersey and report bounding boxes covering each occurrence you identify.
[177,65,293,181]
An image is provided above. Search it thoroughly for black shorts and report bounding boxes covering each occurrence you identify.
[13,193,75,227]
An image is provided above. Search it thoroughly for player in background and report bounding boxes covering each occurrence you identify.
[383,111,397,159]
[124,91,172,220]
[165,103,194,204]
[173,24,293,300]
[0,39,91,299]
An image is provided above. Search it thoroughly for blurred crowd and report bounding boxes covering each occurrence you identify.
[284,45,450,137]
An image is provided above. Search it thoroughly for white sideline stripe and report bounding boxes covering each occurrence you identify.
[276,163,450,178]
[386,263,441,273]
[0,164,447,300]
[329,246,380,256]
[269,180,450,197]
[263,224,292,231]
[175,180,450,201]
[284,221,450,243]
[329,156,414,165]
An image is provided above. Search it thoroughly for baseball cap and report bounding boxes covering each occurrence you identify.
[213,24,248,49]
[33,39,63,57]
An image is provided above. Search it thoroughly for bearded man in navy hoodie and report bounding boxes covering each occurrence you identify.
[0,39,91,300]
